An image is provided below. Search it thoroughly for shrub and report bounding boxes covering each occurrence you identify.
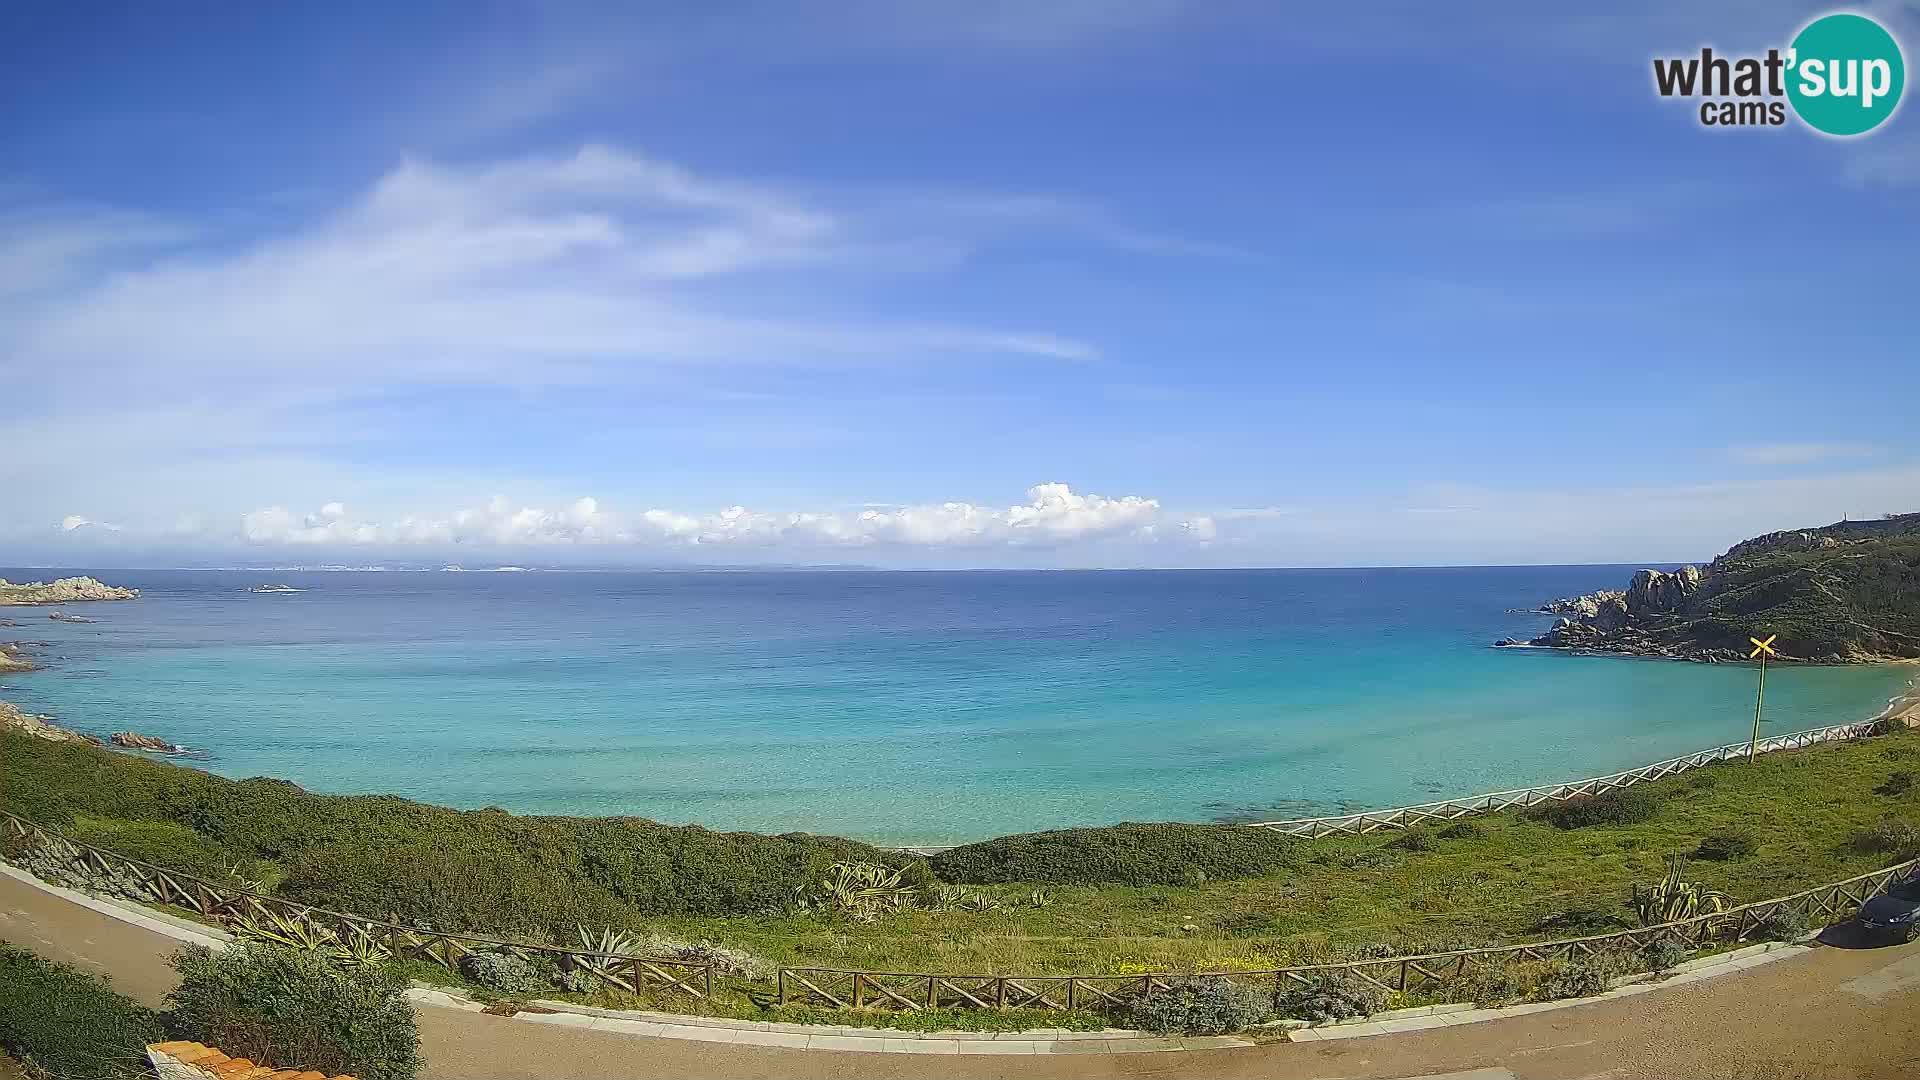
[1876,771,1915,797]
[931,823,1300,885]
[1640,940,1691,972]
[1127,978,1271,1035]
[1534,953,1625,1000]
[1754,907,1811,942]
[0,944,164,1080]
[166,943,421,1080]
[1437,819,1484,840]
[1530,787,1664,830]
[459,950,548,996]
[1387,829,1435,852]
[1852,818,1920,857]
[1694,826,1759,861]
[1272,973,1388,1024]
[1457,962,1531,1006]
[0,734,898,923]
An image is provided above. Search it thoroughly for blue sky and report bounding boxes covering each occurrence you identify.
[2,2,1916,568]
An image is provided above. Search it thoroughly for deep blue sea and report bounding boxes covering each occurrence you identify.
[2,566,1911,846]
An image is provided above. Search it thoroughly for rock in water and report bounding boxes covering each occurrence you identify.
[111,730,185,753]
[0,577,140,605]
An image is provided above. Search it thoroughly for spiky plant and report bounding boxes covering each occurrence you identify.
[575,925,642,958]
[1630,857,1731,927]
[230,906,340,951]
[799,861,920,922]
[326,925,394,969]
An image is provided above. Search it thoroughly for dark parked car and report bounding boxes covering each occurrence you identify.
[1856,876,1920,942]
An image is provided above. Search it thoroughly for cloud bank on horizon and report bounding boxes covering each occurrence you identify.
[3,4,1917,569]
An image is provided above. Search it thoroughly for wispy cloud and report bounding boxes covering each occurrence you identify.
[1723,442,1880,466]
[3,144,1100,406]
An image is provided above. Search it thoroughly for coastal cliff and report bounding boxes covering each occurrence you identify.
[0,576,139,605]
[1518,512,1920,663]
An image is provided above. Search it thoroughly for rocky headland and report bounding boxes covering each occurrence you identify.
[0,576,139,605]
[0,700,101,745]
[1502,512,1920,663]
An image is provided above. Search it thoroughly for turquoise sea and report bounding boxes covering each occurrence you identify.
[2,566,1910,847]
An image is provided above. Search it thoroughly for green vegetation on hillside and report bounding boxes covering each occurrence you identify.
[0,737,904,926]
[5,727,1919,982]
[1540,512,1920,660]
[1682,515,1920,658]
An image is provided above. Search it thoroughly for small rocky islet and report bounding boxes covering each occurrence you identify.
[0,576,140,605]
[1500,511,1920,663]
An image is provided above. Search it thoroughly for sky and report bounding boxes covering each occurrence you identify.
[2,1,1917,570]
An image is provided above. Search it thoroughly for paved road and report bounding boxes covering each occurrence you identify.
[3,871,1917,1080]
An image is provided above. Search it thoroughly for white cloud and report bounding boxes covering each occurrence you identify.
[59,515,121,533]
[210,483,1172,552]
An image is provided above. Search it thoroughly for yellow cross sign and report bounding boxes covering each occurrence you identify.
[1748,634,1778,659]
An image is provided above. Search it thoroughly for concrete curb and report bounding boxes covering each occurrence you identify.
[0,862,229,949]
[1288,939,1818,1042]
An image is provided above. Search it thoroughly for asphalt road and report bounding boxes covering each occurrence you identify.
[3,871,1917,1079]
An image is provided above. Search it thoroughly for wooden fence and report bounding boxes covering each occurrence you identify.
[0,811,713,999]
[777,854,1920,1010]
[4,715,1915,1017]
[1241,718,1893,837]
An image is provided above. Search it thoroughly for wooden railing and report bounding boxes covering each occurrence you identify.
[1241,719,1893,837]
[0,811,713,999]
[5,716,1915,1018]
[778,855,1920,1011]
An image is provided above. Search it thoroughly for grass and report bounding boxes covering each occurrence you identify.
[5,727,1918,982]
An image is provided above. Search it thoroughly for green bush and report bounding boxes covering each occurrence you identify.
[0,944,164,1080]
[458,950,548,996]
[1457,961,1531,1006]
[1437,819,1484,840]
[1534,953,1625,1000]
[930,823,1300,885]
[1876,771,1915,797]
[1387,829,1435,852]
[1694,826,1759,861]
[1126,978,1271,1035]
[1530,787,1664,830]
[1755,907,1812,942]
[1852,818,1920,857]
[0,734,897,922]
[1272,973,1387,1023]
[166,943,421,1080]
[1640,940,1690,972]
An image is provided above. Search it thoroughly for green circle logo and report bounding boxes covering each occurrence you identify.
[1787,13,1905,136]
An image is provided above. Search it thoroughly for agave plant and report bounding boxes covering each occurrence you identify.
[230,906,340,950]
[1027,889,1056,910]
[798,861,919,922]
[326,925,394,969]
[575,925,642,958]
[1630,857,1731,927]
